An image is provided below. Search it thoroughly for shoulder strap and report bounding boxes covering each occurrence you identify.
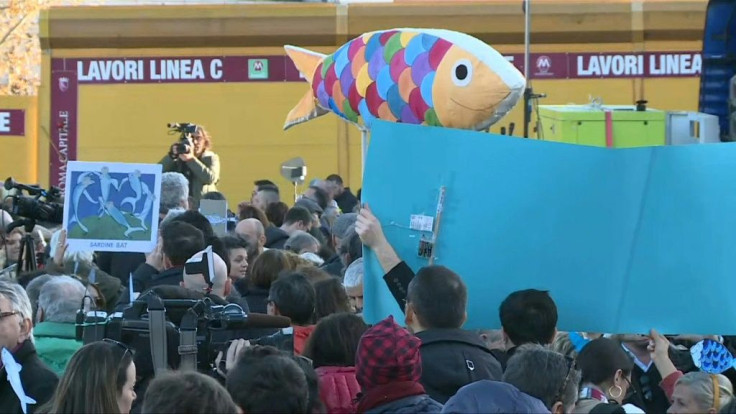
[146,293,168,376]
[178,309,198,371]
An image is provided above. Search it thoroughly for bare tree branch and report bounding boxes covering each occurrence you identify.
[0,14,29,47]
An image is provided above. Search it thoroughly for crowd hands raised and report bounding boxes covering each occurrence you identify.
[0,172,733,414]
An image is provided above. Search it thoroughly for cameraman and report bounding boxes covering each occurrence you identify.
[160,125,220,207]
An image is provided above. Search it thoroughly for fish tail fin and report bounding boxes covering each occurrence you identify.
[284,90,329,131]
[283,45,329,131]
[23,396,36,405]
[284,45,325,84]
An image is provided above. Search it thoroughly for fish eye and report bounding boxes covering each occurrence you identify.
[452,59,473,87]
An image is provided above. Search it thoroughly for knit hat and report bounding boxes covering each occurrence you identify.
[356,315,422,390]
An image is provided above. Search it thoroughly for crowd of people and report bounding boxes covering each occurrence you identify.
[0,134,735,413]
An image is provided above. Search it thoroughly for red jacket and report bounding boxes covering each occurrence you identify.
[316,366,361,414]
[294,325,316,355]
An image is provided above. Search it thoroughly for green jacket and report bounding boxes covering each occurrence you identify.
[160,150,220,206]
[34,322,82,376]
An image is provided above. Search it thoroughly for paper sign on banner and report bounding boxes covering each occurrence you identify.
[410,215,434,232]
[62,161,162,253]
[199,199,228,237]
[362,120,736,335]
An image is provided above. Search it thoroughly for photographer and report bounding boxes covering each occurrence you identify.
[160,125,220,207]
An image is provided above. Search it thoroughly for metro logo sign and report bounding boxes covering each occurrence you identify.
[248,59,269,80]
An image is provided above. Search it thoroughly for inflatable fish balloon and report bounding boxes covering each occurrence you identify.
[284,28,525,131]
[691,339,736,374]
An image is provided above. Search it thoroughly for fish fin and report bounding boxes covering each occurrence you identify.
[284,90,329,131]
[23,396,36,405]
[284,45,325,83]
[124,227,145,237]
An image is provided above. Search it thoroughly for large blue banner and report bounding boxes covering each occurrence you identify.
[362,120,736,334]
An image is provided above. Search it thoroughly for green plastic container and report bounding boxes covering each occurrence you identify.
[538,105,666,148]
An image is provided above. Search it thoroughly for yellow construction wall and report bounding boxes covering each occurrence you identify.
[35,2,707,205]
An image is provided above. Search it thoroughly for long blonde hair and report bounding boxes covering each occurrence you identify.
[194,125,212,154]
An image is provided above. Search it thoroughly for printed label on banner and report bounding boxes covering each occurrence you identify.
[50,71,78,193]
[77,58,225,82]
[69,56,284,84]
[0,110,25,136]
[410,214,434,232]
[573,52,702,78]
[248,59,270,80]
[56,52,703,84]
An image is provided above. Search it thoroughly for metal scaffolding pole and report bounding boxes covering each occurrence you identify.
[523,0,532,138]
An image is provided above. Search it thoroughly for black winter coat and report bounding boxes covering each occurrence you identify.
[382,261,504,403]
[416,328,503,403]
[0,340,58,414]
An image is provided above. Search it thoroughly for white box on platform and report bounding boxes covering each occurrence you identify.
[666,111,721,145]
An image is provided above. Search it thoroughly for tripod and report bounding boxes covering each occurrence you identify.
[7,218,39,272]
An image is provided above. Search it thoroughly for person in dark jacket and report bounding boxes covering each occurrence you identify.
[117,221,205,309]
[355,315,441,413]
[443,380,550,413]
[327,174,359,214]
[491,288,558,370]
[321,213,357,276]
[265,206,313,250]
[356,206,503,403]
[241,249,291,313]
[616,333,696,413]
[0,281,58,414]
[502,344,581,414]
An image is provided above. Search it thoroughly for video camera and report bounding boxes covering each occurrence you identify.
[167,122,198,159]
[3,177,63,226]
[79,291,292,374]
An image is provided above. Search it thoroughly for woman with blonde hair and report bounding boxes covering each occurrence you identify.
[161,124,220,206]
[649,329,735,413]
[667,373,734,414]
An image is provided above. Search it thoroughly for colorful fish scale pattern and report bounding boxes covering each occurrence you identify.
[312,30,453,127]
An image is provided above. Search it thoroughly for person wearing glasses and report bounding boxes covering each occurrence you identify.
[0,281,58,414]
[574,338,644,413]
[161,125,220,208]
[444,344,580,414]
[40,339,136,413]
